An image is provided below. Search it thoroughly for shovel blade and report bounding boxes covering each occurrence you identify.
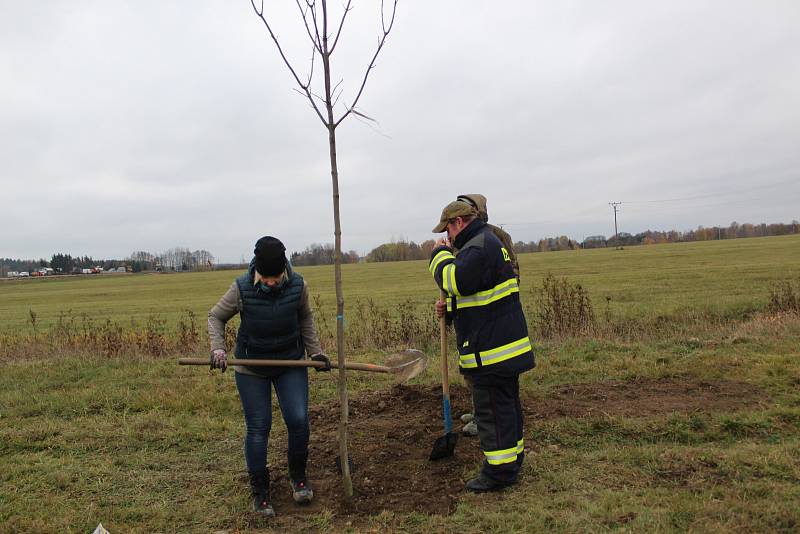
[429,431,459,461]
[385,349,428,383]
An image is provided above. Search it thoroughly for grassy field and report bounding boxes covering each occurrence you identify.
[2,234,800,335]
[1,235,800,533]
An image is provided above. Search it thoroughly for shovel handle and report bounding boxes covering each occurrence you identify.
[178,357,389,374]
[440,290,452,434]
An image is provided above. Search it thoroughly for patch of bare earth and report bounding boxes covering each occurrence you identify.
[241,377,764,527]
[528,377,766,420]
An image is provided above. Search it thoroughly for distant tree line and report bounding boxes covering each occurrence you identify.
[360,220,800,262]
[366,239,436,262]
[4,221,798,274]
[128,248,215,272]
[290,243,359,266]
[583,221,800,249]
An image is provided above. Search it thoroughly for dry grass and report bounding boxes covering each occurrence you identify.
[2,274,795,364]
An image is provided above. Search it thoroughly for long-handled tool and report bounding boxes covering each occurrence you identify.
[430,290,458,460]
[178,349,427,384]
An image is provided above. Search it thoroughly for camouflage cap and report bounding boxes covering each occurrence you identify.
[457,194,488,222]
[432,200,478,233]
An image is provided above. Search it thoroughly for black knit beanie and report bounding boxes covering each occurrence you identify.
[254,236,287,276]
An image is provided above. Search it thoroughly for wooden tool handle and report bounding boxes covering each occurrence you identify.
[440,290,449,397]
[178,358,389,373]
[440,290,453,433]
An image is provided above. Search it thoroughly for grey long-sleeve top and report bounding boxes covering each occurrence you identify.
[208,280,323,375]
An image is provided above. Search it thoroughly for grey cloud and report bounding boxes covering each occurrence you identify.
[1,1,799,261]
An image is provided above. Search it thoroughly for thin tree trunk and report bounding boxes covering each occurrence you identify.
[321,0,353,498]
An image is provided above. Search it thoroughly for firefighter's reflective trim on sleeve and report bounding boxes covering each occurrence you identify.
[429,249,455,275]
[452,278,519,310]
[483,444,519,465]
[517,438,524,454]
[459,336,532,369]
[442,263,460,297]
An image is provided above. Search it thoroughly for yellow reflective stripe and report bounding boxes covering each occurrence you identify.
[455,278,519,309]
[445,278,518,312]
[442,263,460,297]
[484,444,519,465]
[517,438,524,454]
[429,250,454,275]
[459,337,532,368]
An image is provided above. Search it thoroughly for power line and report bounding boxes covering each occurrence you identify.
[623,176,799,204]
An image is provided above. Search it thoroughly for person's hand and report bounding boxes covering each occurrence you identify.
[310,353,332,372]
[435,299,447,319]
[210,349,228,372]
[435,237,450,248]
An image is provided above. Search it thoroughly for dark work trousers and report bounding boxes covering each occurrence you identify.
[234,368,309,473]
[471,371,525,483]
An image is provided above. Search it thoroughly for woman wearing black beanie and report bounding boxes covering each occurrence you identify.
[207,236,330,517]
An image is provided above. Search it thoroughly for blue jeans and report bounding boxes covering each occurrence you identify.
[235,368,309,472]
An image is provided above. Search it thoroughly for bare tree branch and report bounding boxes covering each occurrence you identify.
[311,90,328,105]
[251,0,328,126]
[292,87,326,112]
[352,111,392,139]
[309,0,323,54]
[331,78,344,97]
[334,0,397,128]
[332,86,344,107]
[307,42,317,87]
[350,108,376,122]
[330,0,353,54]
[294,0,323,52]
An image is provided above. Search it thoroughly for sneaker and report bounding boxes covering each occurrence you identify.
[288,452,314,504]
[461,420,478,437]
[462,420,478,436]
[290,479,314,504]
[252,493,276,517]
[249,469,275,517]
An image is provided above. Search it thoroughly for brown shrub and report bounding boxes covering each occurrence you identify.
[529,273,596,339]
[768,280,800,314]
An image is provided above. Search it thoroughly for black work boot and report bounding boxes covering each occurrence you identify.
[288,452,314,504]
[465,473,515,493]
[248,469,275,517]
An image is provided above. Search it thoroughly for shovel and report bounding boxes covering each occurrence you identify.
[178,348,427,384]
[429,290,458,460]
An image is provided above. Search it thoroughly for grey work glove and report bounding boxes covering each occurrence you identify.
[310,353,332,372]
[210,349,228,372]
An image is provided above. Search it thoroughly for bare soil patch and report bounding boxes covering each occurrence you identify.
[251,377,764,525]
[527,376,766,420]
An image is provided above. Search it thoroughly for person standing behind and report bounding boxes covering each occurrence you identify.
[453,194,521,437]
[456,194,520,282]
[429,200,535,492]
[208,236,330,517]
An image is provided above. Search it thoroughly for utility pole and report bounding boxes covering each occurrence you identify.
[609,202,622,249]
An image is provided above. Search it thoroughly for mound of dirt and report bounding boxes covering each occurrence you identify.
[256,377,763,520]
[264,383,479,519]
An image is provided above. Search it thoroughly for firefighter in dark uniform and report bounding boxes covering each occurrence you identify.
[429,200,535,492]
[453,194,520,437]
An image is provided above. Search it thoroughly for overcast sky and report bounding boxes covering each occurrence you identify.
[1,1,798,262]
